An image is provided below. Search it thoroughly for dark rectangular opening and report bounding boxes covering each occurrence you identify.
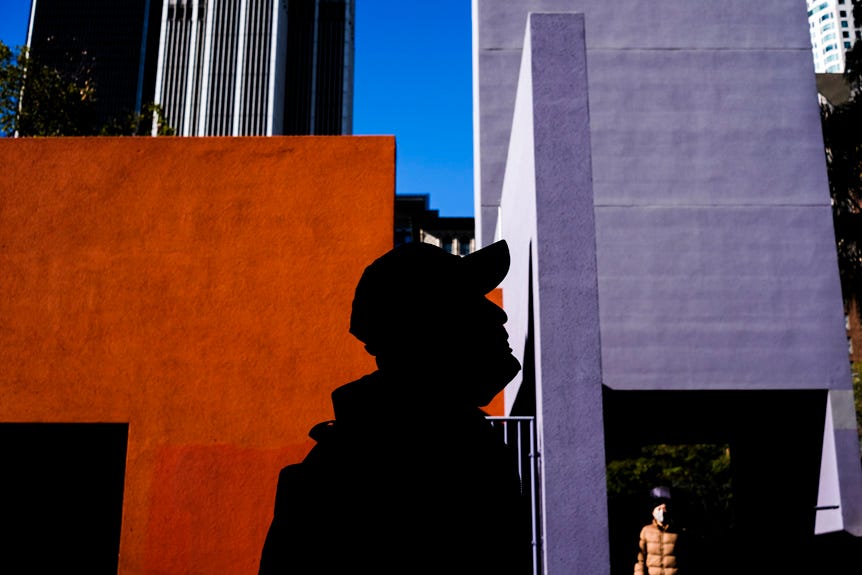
[0,423,128,574]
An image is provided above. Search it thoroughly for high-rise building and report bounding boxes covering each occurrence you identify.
[153,0,353,136]
[25,0,353,136]
[25,0,163,130]
[807,0,862,72]
[280,0,354,135]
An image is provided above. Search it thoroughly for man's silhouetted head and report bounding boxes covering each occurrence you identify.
[349,239,521,405]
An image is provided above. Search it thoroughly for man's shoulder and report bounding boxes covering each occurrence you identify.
[330,371,393,420]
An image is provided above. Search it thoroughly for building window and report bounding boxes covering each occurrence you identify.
[842,21,849,27]
[846,41,853,48]
[843,31,850,37]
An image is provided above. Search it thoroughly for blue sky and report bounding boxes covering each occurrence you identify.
[0,0,475,218]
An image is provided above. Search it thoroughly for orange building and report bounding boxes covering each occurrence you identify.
[0,136,395,574]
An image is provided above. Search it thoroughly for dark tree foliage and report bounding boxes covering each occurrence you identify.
[845,40,862,94]
[99,102,175,137]
[606,443,734,529]
[0,40,173,137]
[854,363,862,448]
[0,40,98,136]
[821,40,862,315]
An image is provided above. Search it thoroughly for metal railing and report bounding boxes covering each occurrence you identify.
[487,416,542,575]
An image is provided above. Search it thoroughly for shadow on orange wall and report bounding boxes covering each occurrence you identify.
[0,136,394,574]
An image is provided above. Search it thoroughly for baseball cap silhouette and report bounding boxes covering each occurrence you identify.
[349,240,511,353]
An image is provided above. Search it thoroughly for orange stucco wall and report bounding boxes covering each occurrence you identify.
[485,288,506,417]
[0,136,395,574]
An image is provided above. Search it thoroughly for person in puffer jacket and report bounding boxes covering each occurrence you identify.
[634,486,687,575]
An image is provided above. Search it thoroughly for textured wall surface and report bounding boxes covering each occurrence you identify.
[499,14,609,574]
[478,0,862,568]
[475,0,849,390]
[0,136,394,574]
[473,0,820,245]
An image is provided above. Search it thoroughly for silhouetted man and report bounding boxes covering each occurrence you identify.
[259,239,533,574]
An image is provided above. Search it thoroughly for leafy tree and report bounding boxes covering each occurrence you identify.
[0,40,98,136]
[0,40,172,137]
[606,443,733,529]
[100,101,175,136]
[821,39,862,323]
[854,1,862,37]
[853,362,862,452]
[822,39,862,459]
[821,102,862,307]
[845,41,862,94]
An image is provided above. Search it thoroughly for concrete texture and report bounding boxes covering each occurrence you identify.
[477,0,862,570]
[499,14,609,574]
[473,0,817,245]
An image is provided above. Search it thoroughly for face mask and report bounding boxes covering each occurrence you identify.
[653,508,665,524]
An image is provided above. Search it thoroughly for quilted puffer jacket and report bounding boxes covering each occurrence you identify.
[634,520,684,575]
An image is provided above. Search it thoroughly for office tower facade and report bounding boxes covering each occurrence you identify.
[153,0,353,136]
[25,0,353,137]
[807,0,862,72]
[25,0,164,130]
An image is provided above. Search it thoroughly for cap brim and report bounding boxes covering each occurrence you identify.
[462,239,510,294]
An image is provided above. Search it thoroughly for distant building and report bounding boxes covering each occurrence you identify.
[394,194,475,255]
[154,0,353,136]
[25,0,163,130]
[807,0,861,73]
[280,0,354,135]
[25,0,354,136]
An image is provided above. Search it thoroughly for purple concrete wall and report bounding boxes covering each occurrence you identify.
[475,3,850,391]
[477,0,862,567]
[499,14,609,574]
[473,0,819,246]
[473,0,578,247]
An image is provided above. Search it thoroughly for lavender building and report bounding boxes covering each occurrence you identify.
[473,1,862,573]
